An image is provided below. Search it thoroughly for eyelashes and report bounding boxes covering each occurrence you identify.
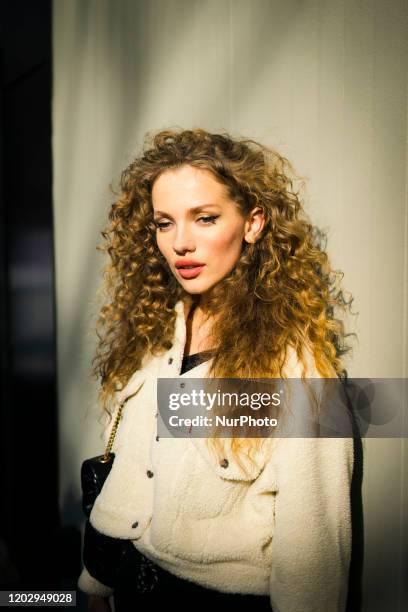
[155,222,171,230]
[198,215,219,224]
[154,215,219,231]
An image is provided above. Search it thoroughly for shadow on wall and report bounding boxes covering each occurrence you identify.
[347,433,364,612]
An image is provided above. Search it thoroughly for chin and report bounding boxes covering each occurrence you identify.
[179,280,215,295]
[180,284,207,294]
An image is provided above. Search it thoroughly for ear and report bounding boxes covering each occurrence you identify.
[244,207,265,244]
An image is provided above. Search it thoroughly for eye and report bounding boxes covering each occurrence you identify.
[154,215,219,231]
[155,221,171,230]
[198,215,219,224]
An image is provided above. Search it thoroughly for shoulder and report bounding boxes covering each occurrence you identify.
[116,349,161,401]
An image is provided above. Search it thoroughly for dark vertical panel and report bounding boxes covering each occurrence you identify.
[0,0,80,591]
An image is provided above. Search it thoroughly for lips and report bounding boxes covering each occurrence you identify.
[175,260,205,268]
[175,262,205,279]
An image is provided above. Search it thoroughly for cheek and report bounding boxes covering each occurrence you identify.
[206,228,243,260]
[156,234,170,256]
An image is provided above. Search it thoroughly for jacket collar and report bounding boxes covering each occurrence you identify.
[116,298,266,481]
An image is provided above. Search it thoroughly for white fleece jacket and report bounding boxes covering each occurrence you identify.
[77,299,353,611]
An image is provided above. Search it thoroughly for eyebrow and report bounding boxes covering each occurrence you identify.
[153,204,221,219]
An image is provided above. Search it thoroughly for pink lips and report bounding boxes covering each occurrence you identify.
[177,265,205,279]
[175,259,206,280]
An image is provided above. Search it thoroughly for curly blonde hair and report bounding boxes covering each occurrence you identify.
[92,128,356,467]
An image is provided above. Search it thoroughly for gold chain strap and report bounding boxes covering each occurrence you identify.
[100,402,124,463]
[99,382,145,463]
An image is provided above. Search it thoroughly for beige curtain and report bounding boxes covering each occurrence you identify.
[52,1,408,609]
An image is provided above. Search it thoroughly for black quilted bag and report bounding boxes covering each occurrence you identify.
[81,452,115,519]
[80,399,159,592]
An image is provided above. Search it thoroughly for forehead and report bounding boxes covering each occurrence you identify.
[151,165,228,206]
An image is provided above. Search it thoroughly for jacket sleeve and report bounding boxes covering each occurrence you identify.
[77,566,114,598]
[77,519,127,597]
[269,435,353,612]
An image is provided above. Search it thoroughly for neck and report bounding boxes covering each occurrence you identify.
[183,293,214,321]
[196,290,216,317]
[182,293,218,354]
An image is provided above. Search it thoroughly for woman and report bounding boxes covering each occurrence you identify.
[77,128,356,612]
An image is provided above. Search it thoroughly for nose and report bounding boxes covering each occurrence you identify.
[172,223,195,254]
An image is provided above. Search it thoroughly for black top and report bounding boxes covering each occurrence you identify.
[180,350,214,375]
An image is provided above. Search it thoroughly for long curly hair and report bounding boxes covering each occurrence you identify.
[92,128,356,468]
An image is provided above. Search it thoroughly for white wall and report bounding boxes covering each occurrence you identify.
[52,1,408,609]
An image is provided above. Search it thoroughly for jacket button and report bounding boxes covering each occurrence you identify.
[156,435,160,441]
[180,382,185,388]
[146,470,154,478]
[131,521,139,528]
[168,357,173,364]
[220,459,229,468]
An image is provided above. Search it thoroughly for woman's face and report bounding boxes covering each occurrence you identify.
[152,165,264,299]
